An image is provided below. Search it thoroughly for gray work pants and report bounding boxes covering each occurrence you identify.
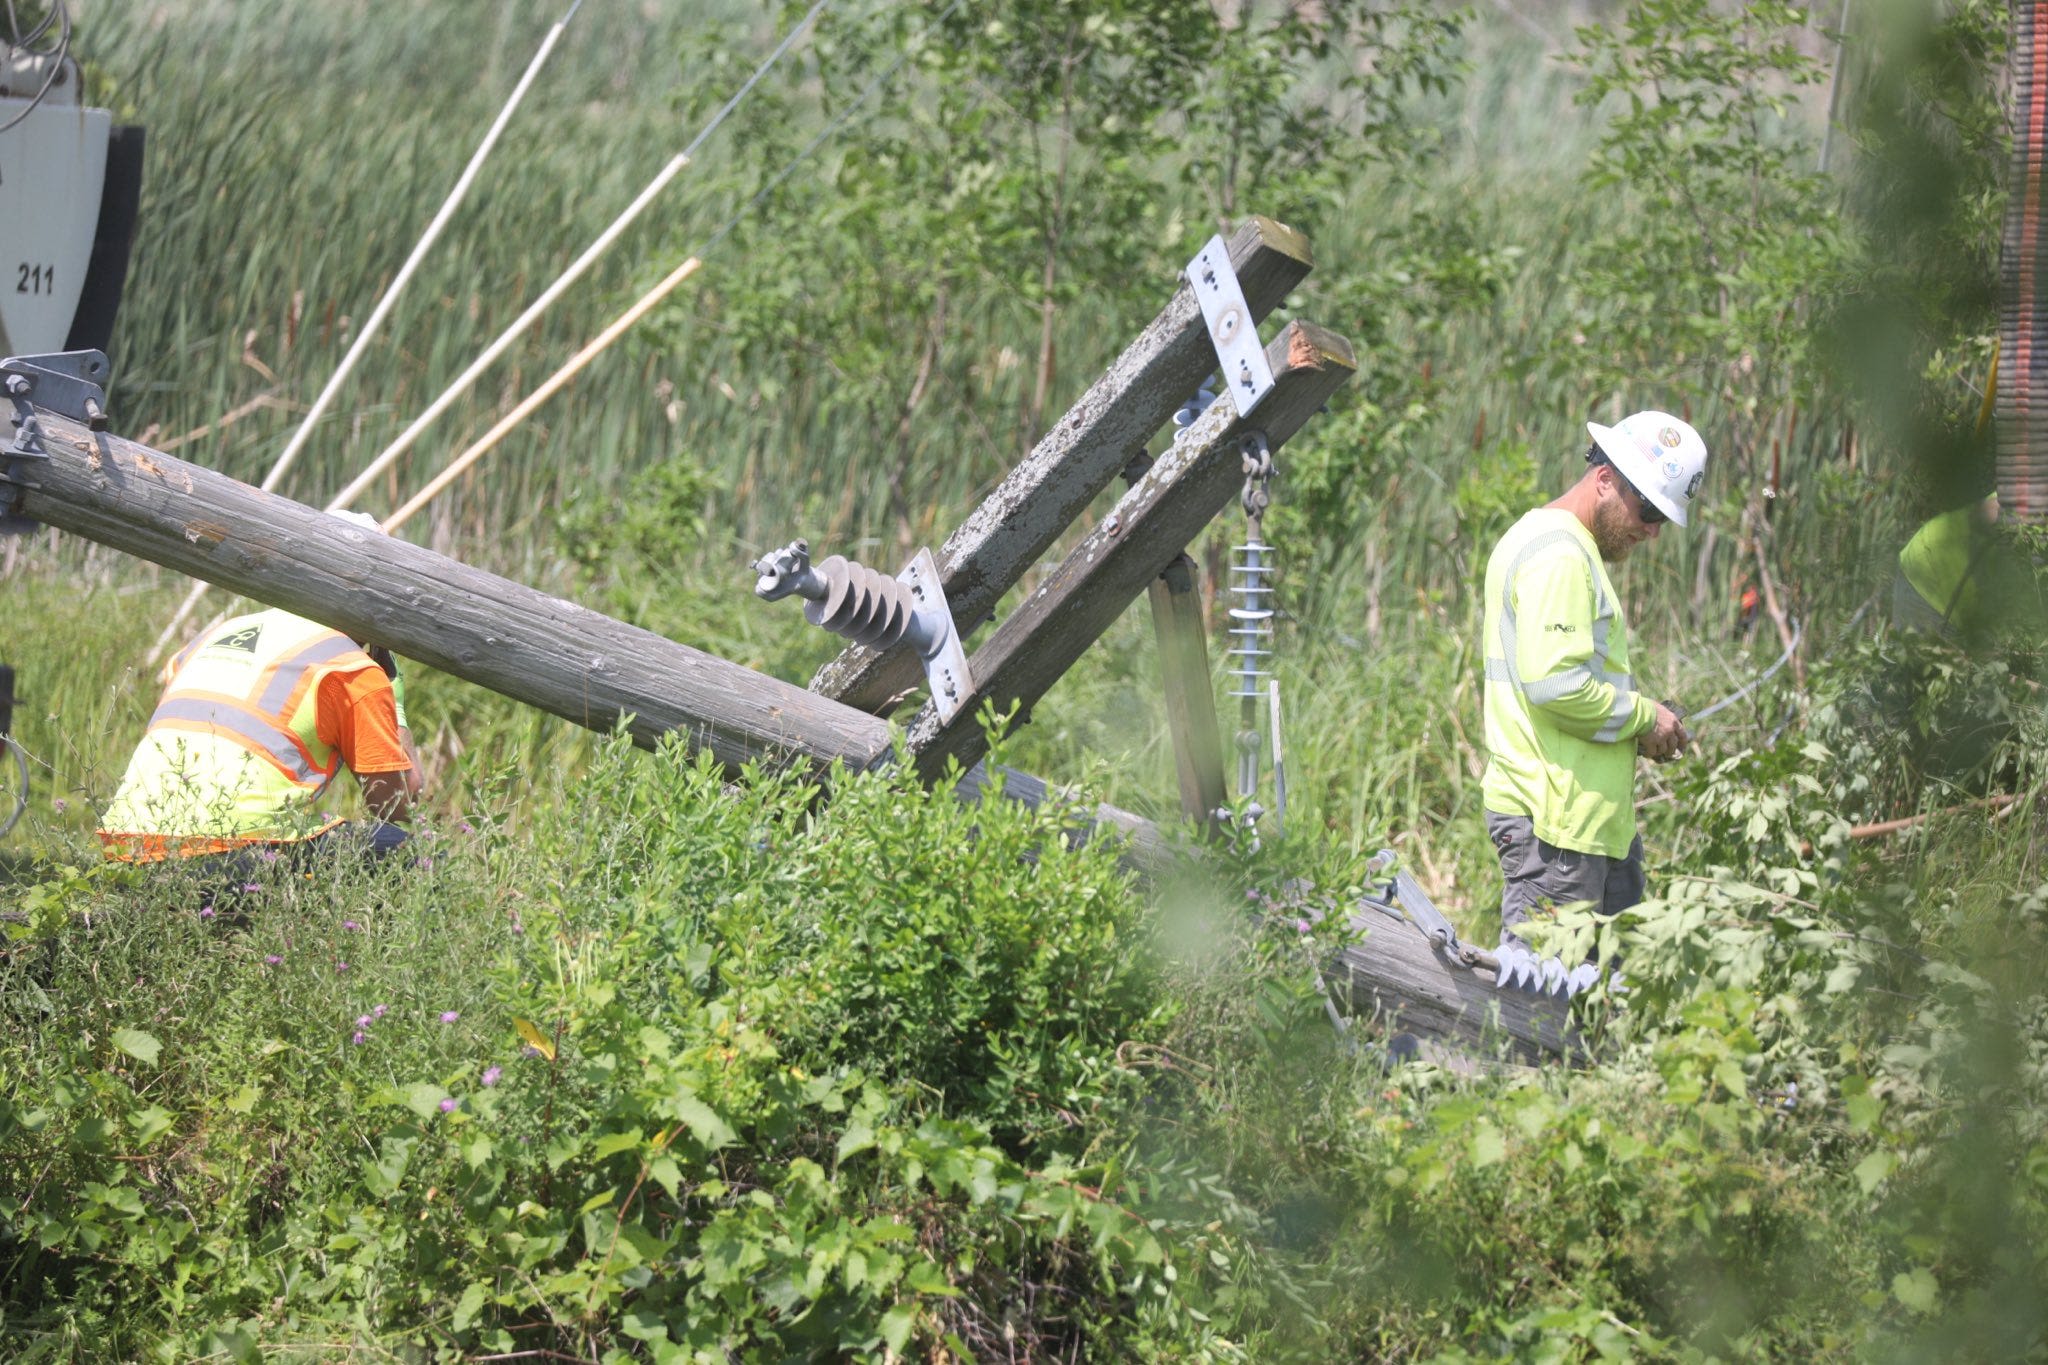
[1485,810,1644,950]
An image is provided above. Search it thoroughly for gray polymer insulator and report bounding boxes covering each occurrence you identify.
[753,540,940,655]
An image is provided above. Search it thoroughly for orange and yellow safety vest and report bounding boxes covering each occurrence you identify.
[99,609,393,860]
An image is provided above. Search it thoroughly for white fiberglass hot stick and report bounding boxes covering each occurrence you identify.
[380,257,704,534]
[145,0,583,663]
[263,0,584,496]
[324,152,691,513]
[329,0,833,516]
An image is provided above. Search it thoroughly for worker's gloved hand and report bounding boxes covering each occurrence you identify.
[1639,701,1689,762]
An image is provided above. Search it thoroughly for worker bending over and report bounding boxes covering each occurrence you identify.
[1480,411,1706,948]
[99,514,423,880]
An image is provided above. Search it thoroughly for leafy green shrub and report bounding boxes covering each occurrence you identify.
[0,737,1239,1360]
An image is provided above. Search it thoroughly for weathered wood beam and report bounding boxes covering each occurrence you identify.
[1147,554,1227,832]
[811,216,1313,715]
[900,320,1354,783]
[7,411,891,773]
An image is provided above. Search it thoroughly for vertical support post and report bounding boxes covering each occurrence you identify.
[1147,554,1227,834]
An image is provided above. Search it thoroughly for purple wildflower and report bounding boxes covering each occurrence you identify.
[335,961,350,973]
[51,797,68,813]
[356,1015,373,1029]
[440,1011,460,1024]
[521,1045,542,1059]
[372,1004,388,1019]
[342,919,361,932]
[259,848,279,863]
[481,1066,502,1087]
[242,882,262,893]
[351,1030,367,1045]
[458,819,475,834]
[199,905,216,920]
[264,954,282,966]
[438,1097,458,1113]
[1295,918,1312,934]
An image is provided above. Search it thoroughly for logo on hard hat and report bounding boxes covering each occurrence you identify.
[1685,471,1704,499]
[1661,458,1684,479]
[1658,426,1683,449]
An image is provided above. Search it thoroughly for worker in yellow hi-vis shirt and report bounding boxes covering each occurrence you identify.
[1481,411,1707,949]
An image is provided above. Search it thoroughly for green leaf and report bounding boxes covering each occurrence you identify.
[452,1282,488,1333]
[400,1082,450,1119]
[878,1304,917,1355]
[200,1328,260,1365]
[669,1092,736,1150]
[1471,1124,1506,1167]
[648,1156,682,1198]
[592,1128,643,1160]
[1892,1268,1939,1314]
[621,1306,670,1343]
[224,1084,260,1115]
[1853,1150,1898,1194]
[112,1029,162,1065]
[126,1104,175,1147]
[837,1120,876,1161]
[905,1259,959,1296]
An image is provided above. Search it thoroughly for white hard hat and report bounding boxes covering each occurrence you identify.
[1586,410,1708,527]
[328,509,385,534]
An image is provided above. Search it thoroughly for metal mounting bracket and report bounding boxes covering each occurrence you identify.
[0,350,110,534]
[1185,235,1274,417]
[899,548,973,726]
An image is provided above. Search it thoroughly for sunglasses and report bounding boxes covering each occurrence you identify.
[1616,475,1667,526]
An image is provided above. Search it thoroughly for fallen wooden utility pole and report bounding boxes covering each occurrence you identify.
[6,393,1576,1064]
[7,408,890,775]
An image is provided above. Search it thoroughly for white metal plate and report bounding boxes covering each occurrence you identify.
[1184,233,1274,417]
[899,547,974,726]
[0,99,110,357]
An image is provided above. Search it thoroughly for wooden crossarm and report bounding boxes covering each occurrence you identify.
[897,319,1355,783]
[810,215,1314,715]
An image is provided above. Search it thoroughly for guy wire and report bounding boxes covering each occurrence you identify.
[700,0,969,256]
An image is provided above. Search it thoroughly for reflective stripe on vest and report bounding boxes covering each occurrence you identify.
[1482,532,1638,740]
[152,618,355,789]
[144,695,325,785]
[1485,528,1638,740]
